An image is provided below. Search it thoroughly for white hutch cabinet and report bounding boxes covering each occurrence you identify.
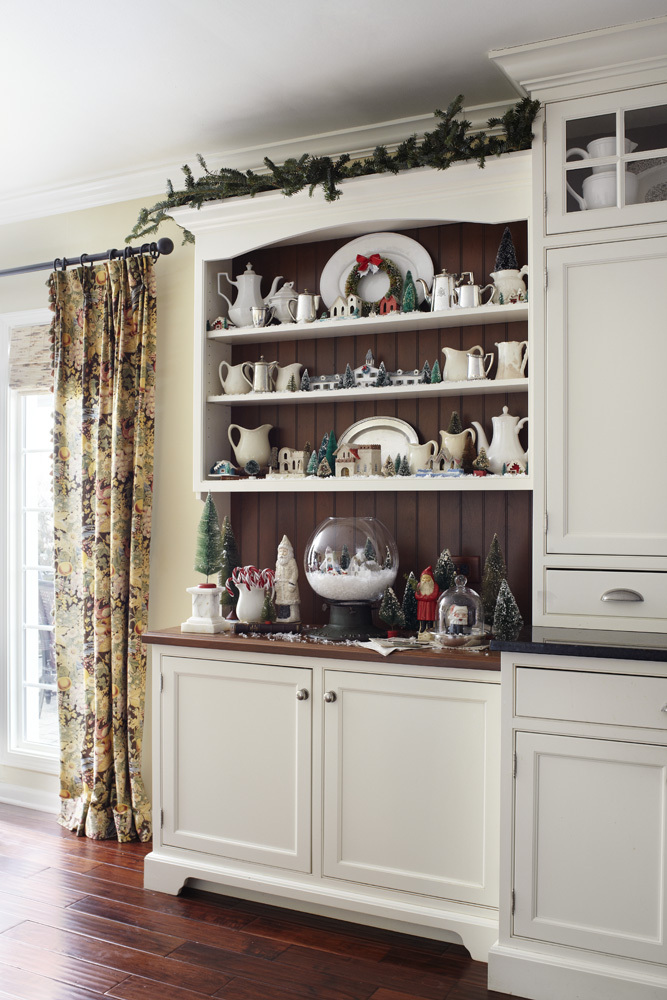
[145,635,501,962]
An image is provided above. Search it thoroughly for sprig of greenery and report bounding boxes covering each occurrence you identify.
[126,95,540,244]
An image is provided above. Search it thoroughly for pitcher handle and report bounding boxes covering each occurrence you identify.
[483,353,494,376]
[426,439,438,458]
[287,298,298,322]
[565,147,589,161]
[241,363,254,388]
[467,427,476,446]
[517,417,529,432]
[218,360,230,392]
[566,179,586,210]
[480,283,494,305]
[469,344,483,357]
[228,424,241,450]
[520,341,529,374]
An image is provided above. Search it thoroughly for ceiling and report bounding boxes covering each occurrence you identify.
[2,1,667,222]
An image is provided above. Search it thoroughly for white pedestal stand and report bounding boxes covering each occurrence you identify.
[181,585,230,633]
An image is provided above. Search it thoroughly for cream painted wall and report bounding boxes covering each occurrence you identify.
[0,196,201,807]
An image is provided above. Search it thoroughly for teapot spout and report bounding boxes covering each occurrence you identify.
[263,274,284,306]
[471,421,489,454]
[415,276,432,304]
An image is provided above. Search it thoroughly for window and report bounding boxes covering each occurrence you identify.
[1,309,58,773]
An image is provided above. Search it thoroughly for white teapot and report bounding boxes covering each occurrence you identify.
[471,406,528,474]
[217,263,283,328]
[266,281,298,324]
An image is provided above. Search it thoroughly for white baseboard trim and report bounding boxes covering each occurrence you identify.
[489,944,667,1000]
[0,781,59,814]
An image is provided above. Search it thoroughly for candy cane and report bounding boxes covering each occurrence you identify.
[226,565,275,596]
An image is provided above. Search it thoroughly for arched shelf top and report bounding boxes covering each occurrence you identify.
[171,154,532,261]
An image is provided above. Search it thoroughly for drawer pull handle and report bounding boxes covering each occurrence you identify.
[324,691,337,703]
[600,588,644,603]
[296,689,309,701]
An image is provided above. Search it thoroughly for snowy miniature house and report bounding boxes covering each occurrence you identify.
[356,444,382,475]
[379,295,399,314]
[334,446,359,477]
[278,447,305,475]
[347,293,363,316]
[330,295,348,318]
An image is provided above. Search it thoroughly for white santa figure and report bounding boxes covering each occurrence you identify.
[275,535,301,623]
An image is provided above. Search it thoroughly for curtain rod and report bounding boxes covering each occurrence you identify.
[0,237,175,278]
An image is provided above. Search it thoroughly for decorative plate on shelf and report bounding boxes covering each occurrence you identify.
[320,232,434,308]
[337,416,419,465]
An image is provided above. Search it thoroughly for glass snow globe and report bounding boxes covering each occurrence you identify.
[304,516,399,639]
[434,574,484,647]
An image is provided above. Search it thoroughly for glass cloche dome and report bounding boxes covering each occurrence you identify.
[304,516,398,639]
[434,574,484,647]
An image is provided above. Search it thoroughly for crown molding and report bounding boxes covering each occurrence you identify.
[0,101,514,227]
[490,17,667,101]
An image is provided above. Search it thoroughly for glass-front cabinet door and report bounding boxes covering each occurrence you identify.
[545,84,667,234]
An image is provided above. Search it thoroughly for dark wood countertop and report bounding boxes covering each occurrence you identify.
[143,627,500,672]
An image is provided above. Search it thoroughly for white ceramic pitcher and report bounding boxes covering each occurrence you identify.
[439,427,476,466]
[218,360,253,395]
[495,341,528,380]
[228,423,273,469]
[273,362,303,392]
[442,345,483,382]
[407,440,439,474]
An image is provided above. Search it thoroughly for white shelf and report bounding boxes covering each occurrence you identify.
[200,475,532,493]
[208,377,529,406]
[207,302,528,345]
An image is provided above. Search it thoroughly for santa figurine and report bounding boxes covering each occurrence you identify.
[274,534,301,623]
[415,565,440,635]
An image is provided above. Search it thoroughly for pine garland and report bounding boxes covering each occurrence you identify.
[127,95,540,244]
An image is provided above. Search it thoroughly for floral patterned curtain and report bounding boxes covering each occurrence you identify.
[49,257,156,841]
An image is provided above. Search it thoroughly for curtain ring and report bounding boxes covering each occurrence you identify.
[108,248,119,261]
[149,242,160,262]
[53,258,62,271]
[123,246,133,260]
[60,257,68,271]
[80,253,91,269]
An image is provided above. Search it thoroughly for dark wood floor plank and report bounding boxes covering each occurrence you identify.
[0,963,107,1000]
[240,915,391,960]
[79,861,146,888]
[0,869,87,908]
[171,941,376,1000]
[70,895,290,958]
[105,974,219,1000]
[0,897,186,955]
[274,943,461,999]
[0,852,48,878]
[213,977,318,1000]
[0,935,125,993]
[4,921,233,995]
[0,841,102,874]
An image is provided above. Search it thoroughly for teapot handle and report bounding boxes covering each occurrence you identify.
[520,341,529,374]
[517,417,529,432]
[241,363,254,389]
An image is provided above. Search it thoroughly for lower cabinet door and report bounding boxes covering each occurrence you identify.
[161,655,312,872]
[513,732,667,963]
[322,669,500,906]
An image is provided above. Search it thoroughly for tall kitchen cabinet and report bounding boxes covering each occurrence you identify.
[495,50,667,631]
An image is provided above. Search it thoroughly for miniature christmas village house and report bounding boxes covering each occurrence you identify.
[379,295,399,314]
[277,447,305,475]
[329,293,363,318]
[334,444,382,477]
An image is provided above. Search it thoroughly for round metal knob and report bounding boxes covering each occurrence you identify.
[324,691,337,703]
[296,689,309,701]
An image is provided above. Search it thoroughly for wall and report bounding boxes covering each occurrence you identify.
[0,196,199,805]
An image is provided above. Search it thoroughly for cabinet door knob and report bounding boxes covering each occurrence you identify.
[600,588,644,603]
[324,691,337,703]
[296,689,309,701]
[661,704,667,714]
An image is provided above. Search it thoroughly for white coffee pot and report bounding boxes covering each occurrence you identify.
[495,341,528,380]
[218,360,253,395]
[217,262,283,328]
[471,406,528,475]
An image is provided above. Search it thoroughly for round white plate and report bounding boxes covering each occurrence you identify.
[337,416,419,465]
[319,232,434,308]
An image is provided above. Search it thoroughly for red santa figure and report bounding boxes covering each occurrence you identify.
[415,565,440,632]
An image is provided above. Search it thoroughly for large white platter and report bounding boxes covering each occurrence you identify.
[319,232,434,308]
[338,416,419,465]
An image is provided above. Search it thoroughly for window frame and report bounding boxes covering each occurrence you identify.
[0,308,59,775]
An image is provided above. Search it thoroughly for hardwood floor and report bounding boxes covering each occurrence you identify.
[0,804,522,1000]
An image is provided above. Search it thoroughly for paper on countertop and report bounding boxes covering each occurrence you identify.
[360,639,400,656]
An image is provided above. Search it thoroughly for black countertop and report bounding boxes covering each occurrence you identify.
[490,627,667,663]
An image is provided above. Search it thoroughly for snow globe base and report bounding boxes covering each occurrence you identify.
[310,601,385,640]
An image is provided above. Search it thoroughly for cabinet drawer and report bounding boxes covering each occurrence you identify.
[515,667,667,731]
[545,569,667,621]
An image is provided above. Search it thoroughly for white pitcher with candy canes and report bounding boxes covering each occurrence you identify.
[226,565,275,623]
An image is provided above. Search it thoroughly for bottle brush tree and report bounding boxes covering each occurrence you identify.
[286,374,297,392]
[382,455,396,477]
[402,572,419,631]
[194,492,223,584]
[494,226,519,272]
[430,359,442,383]
[481,533,508,621]
[306,450,318,475]
[401,270,418,313]
[317,457,332,477]
[363,537,377,562]
[219,515,241,606]
[434,548,457,591]
[493,579,523,639]
[343,363,356,388]
[447,410,463,435]
[398,455,411,476]
[394,453,401,474]
[379,587,405,631]
[324,430,337,473]
[340,543,351,570]
[420,360,431,384]
[261,589,277,624]
[300,368,311,391]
